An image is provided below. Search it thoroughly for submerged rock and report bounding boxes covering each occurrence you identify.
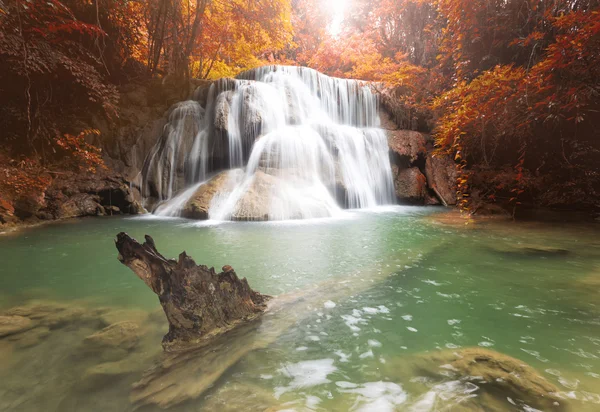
[577,268,600,290]
[82,356,143,388]
[98,308,149,327]
[83,321,140,351]
[489,243,570,257]
[4,301,91,329]
[0,315,34,337]
[115,233,270,351]
[389,347,566,411]
[7,326,51,348]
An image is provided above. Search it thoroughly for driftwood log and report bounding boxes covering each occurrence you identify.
[110,233,445,409]
[115,232,270,351]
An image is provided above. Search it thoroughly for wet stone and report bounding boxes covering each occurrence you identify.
[83,321,140,351]
[98,309,149,327]
[81,356,142,389]
[388,347,567,411]
[2,300,95,329]
[7,326,51,349]
[0,315,34,337]
[489,243,570,257]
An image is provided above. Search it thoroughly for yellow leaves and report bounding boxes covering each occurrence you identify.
[187,0,293,78]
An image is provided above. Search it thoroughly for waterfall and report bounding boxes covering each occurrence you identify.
[142,65,395,220]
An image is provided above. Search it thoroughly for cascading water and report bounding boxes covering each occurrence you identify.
[142,65,395,220]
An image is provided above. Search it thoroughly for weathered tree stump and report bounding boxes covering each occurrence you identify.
[115,232,269,351]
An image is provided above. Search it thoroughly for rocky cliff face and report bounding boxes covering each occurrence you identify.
[380,108,457,206]
[1,73,459,231]
[0,169,145,230]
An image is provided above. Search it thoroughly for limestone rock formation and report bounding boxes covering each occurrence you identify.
[425,154,458,206]
[181,169,244,219]
[214,90,233,133]
[115,232,269,351]
[392,166,428,203]
[387,130,427,165]
[231,171,276,221]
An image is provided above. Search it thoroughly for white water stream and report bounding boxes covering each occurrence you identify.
[142,66,394,220]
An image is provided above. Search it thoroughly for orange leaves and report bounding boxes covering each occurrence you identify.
[0,154,51,201]
[54,129,106,173]
[189,0,293,78]
[433,64,529,151]
[526,9,600,124]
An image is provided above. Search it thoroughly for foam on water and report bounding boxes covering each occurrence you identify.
[337,381,408,412]
[274,358,337,398]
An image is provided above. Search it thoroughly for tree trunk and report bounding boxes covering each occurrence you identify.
[115,232,270,352]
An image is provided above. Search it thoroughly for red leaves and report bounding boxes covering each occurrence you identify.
[0,154,51,201]
[54,129,106,173]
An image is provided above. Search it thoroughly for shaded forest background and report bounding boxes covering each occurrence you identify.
[1,0,599,216]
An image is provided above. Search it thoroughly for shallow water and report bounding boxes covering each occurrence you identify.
[1,208,600,411]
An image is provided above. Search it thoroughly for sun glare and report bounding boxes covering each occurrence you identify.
[326,0,348,36]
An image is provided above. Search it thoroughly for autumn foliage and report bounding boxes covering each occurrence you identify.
[302,0,600,213]
[1,0,599,214]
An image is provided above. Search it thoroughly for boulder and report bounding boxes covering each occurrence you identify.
[59,193,105,218]
[392,166,428,204]
[115,233,270,351]
[231,171,276,221]
[182,169,244,219]
[214,91,233,132]
[425,154,458,206]
[387,130,427,165]
[0,315,34,337]
[390,347,566,411]
[83,321,140,351]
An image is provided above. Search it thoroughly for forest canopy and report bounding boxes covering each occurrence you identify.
[1,0,599,214]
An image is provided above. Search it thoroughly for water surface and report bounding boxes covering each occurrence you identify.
[1,208,599,411]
